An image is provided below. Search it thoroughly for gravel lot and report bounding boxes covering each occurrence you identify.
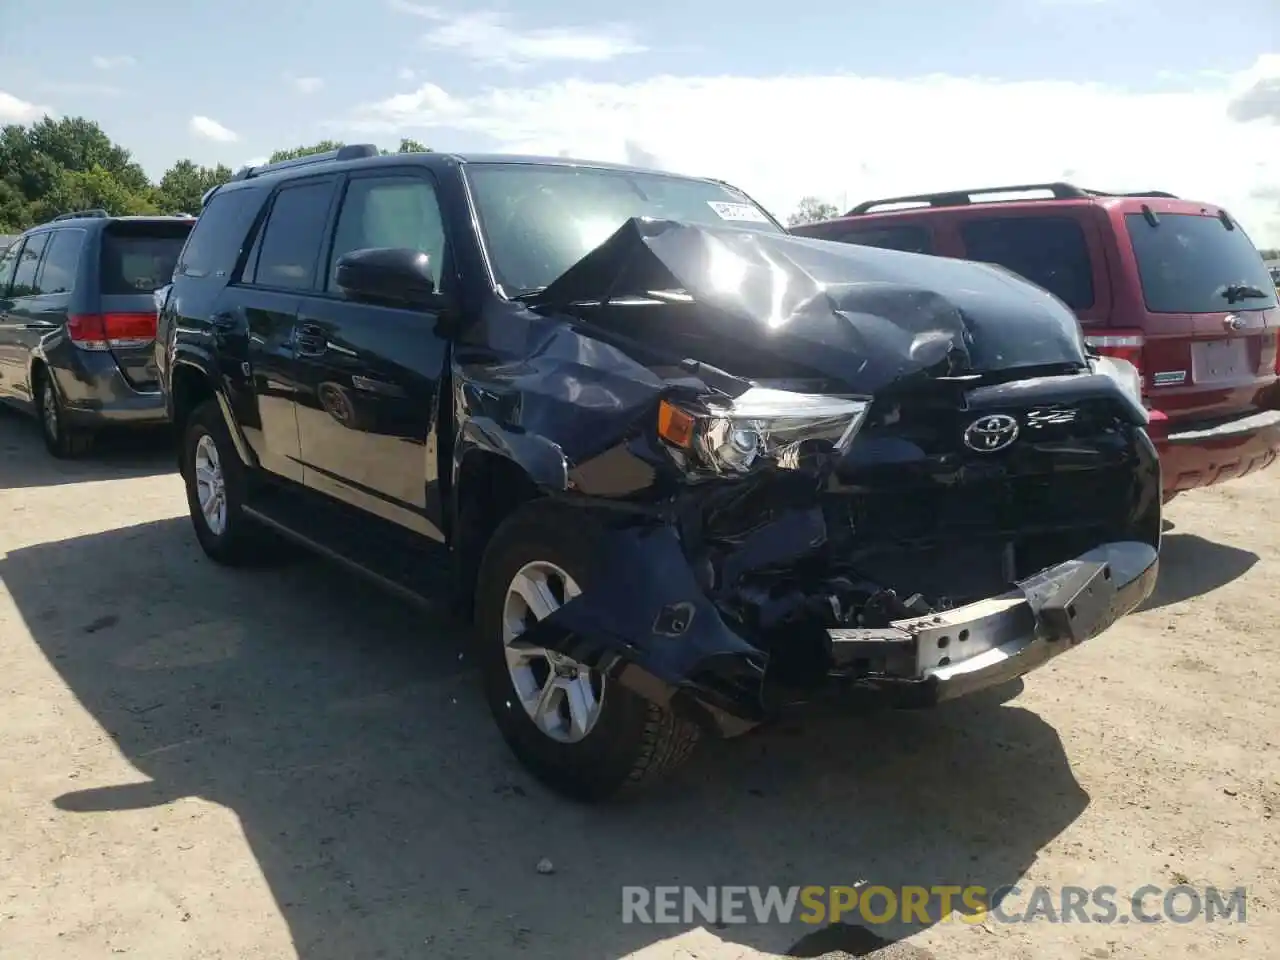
[1,406,1277,960]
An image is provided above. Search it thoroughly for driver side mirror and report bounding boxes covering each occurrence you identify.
[335,247,443,309]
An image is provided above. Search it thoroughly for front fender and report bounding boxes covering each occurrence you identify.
[453,416,569,492]
[516,523,769,726]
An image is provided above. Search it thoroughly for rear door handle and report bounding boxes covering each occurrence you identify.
[295,322,327,357]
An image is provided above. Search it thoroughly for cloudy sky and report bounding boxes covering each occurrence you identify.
[1,0,1277,242]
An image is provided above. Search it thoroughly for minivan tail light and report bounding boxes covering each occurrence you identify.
[67,312,157,351]
[1085,331,1145,386]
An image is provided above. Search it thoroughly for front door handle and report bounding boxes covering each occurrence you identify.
[295,322,327,357]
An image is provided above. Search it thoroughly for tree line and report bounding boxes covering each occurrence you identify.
[0,115,430,234]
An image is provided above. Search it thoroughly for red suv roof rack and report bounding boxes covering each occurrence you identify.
[845,183,1179,216]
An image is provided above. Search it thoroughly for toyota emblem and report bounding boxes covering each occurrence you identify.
[964,413,1019,453]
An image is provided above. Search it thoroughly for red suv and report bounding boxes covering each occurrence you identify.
[791,183,1280,502]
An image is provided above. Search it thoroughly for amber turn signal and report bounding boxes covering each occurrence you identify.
[657,400,696,448]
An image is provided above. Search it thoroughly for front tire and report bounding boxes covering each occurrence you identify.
[35,370,93,459]
[474,501,701,802]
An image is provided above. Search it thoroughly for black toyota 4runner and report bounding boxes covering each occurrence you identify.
[158,146,1162,802]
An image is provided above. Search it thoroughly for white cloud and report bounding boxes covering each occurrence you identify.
[240,156,269,168]
[1227,53,1280,125]
[389,1,644,69]
[189,115,239,143]
[288,75,325,95]
[340,56,1280,246]
[0,90,51,122]
[91,54,136,70]
[397,67,417,81]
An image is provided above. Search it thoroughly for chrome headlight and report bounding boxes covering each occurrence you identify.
[658,386,871,475]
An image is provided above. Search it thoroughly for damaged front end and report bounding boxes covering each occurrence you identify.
[479,217,1162,736]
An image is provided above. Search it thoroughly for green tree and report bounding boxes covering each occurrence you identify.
[0,118,434,232]
[268,138,432,163]
[267,140,348,164]
[785,196,840,227]
[156,159,235,214]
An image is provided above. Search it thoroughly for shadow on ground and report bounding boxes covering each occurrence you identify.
[1140,532,1258,612]
[2,519,1091,960]
[0,405,174,489]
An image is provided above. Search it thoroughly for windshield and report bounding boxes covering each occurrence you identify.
[464,162,782,296]
[1125,212,1277,314]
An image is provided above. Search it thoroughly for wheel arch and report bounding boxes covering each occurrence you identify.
[170,359,256,469]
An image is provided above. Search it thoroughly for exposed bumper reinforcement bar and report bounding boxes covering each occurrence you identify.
[832,540,1160,705]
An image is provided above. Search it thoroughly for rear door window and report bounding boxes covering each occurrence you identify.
[36,229,85,295]
[1125,213,1278,314]
[10,232,48,298]
[102,221,193,294]
[246,179,337,290]
[960,216,1095,310]
[832,225,934,255]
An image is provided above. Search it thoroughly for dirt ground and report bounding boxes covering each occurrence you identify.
[0,406,1276,960]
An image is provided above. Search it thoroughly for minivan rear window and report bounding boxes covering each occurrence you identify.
[101,221,194,294]
[1125,213,1277,314]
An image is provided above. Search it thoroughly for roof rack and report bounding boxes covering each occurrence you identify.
[1082,188,1180,199]
[845,182,1181,216]
[51,208,110,222]
[228,143,380,183]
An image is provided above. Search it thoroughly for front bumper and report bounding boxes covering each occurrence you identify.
[523,528,1159,736]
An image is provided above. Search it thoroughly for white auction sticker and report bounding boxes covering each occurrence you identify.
[707,201,770,223]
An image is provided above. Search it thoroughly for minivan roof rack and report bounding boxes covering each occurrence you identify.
[845,182,1182,216]
[228,143,380,183]
[52,208,110,221]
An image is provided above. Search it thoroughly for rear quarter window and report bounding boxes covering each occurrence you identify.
[178,189,265,280]
[959,216,1095,310]
[1124,213,1278,314]
[830,225,934,255]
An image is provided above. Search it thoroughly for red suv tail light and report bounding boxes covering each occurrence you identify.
[1085,331,1145,388]
[67,313,157,351]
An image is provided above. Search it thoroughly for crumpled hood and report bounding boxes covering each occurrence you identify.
[531,217,1090,395]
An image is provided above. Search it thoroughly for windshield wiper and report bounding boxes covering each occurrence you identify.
[1221,283,1270,304]
[508,286,548,302]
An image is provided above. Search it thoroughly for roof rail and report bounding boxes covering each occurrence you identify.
[1082,188,1180,200]
[846,182,1090,216]
[52,208,110,222]
[228,143,380,183]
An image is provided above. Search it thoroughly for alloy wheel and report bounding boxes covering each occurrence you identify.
[502,560,604,744]
[193,434,228,536]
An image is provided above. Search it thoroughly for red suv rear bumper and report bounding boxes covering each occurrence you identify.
[1147,408,1280,500]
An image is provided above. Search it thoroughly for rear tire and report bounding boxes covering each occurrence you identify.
[474,500,701,802]
[35,370,93,459]
[181,399,265,566]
